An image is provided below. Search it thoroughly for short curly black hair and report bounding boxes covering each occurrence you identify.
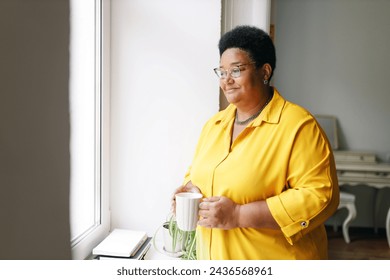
[218,25,276,80]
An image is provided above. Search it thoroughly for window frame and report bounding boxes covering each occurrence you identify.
[70,0,111,260]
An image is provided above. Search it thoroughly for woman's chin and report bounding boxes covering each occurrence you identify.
[224,93,238,105]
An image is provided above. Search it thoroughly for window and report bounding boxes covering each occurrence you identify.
[69,0,110,260]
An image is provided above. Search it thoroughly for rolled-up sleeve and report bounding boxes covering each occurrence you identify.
[267,116,339,244]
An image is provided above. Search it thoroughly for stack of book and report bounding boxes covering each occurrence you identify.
[92,229,151,260]
[333,150,377,164]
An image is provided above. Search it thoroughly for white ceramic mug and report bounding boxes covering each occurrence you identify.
[175,192,203,231]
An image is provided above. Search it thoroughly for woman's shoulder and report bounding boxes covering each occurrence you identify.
[277,97,317,127]
[273,89,314,122]
[284,100,312,117]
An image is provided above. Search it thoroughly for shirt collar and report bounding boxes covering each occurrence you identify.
[214,87,286,127]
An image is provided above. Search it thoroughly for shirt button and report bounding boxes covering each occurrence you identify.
[300,221,308,228]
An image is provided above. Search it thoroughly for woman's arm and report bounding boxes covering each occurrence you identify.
[197,196,279,230]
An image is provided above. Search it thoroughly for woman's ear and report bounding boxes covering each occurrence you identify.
[262,63,273,81]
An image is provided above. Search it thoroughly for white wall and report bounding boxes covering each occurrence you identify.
[273,0,390,162]
[110,0,221,235]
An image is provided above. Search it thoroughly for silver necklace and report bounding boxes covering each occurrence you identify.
[235,96,272,125]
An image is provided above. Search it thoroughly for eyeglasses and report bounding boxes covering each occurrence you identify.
[213,62,256,79]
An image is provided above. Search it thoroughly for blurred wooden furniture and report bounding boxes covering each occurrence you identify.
[337,192,357,243]
[335,151,390,247]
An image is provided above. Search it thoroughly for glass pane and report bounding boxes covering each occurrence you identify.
[69,0,100,244]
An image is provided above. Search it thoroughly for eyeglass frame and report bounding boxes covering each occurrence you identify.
[213,62,256,79]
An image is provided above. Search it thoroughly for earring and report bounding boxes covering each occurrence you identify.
[263,79,269,85]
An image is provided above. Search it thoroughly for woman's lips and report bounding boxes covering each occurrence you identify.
[225,88,238,93]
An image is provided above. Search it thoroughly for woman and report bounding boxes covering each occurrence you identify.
[174,25,339,259]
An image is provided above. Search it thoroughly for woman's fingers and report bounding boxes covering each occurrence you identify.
[197,196,239,229]
[171,182,202,213]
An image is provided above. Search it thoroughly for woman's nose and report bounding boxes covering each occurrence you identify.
[223,75,234,85]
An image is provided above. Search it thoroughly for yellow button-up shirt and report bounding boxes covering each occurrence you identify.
[184,88,339,259]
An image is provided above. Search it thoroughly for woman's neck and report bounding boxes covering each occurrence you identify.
[235,87,273,121]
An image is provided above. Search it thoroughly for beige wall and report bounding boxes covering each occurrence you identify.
[0,0,71,259]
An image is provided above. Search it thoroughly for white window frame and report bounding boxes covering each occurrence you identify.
[70,0,111,260]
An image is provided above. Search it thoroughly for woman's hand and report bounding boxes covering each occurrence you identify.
[198,197,280,230]
[197,196,240,230]
[171,181,201,213]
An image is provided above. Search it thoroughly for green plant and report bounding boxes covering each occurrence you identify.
[153,214,197,260]
[181,229,197,260]
[168,215,197,260]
